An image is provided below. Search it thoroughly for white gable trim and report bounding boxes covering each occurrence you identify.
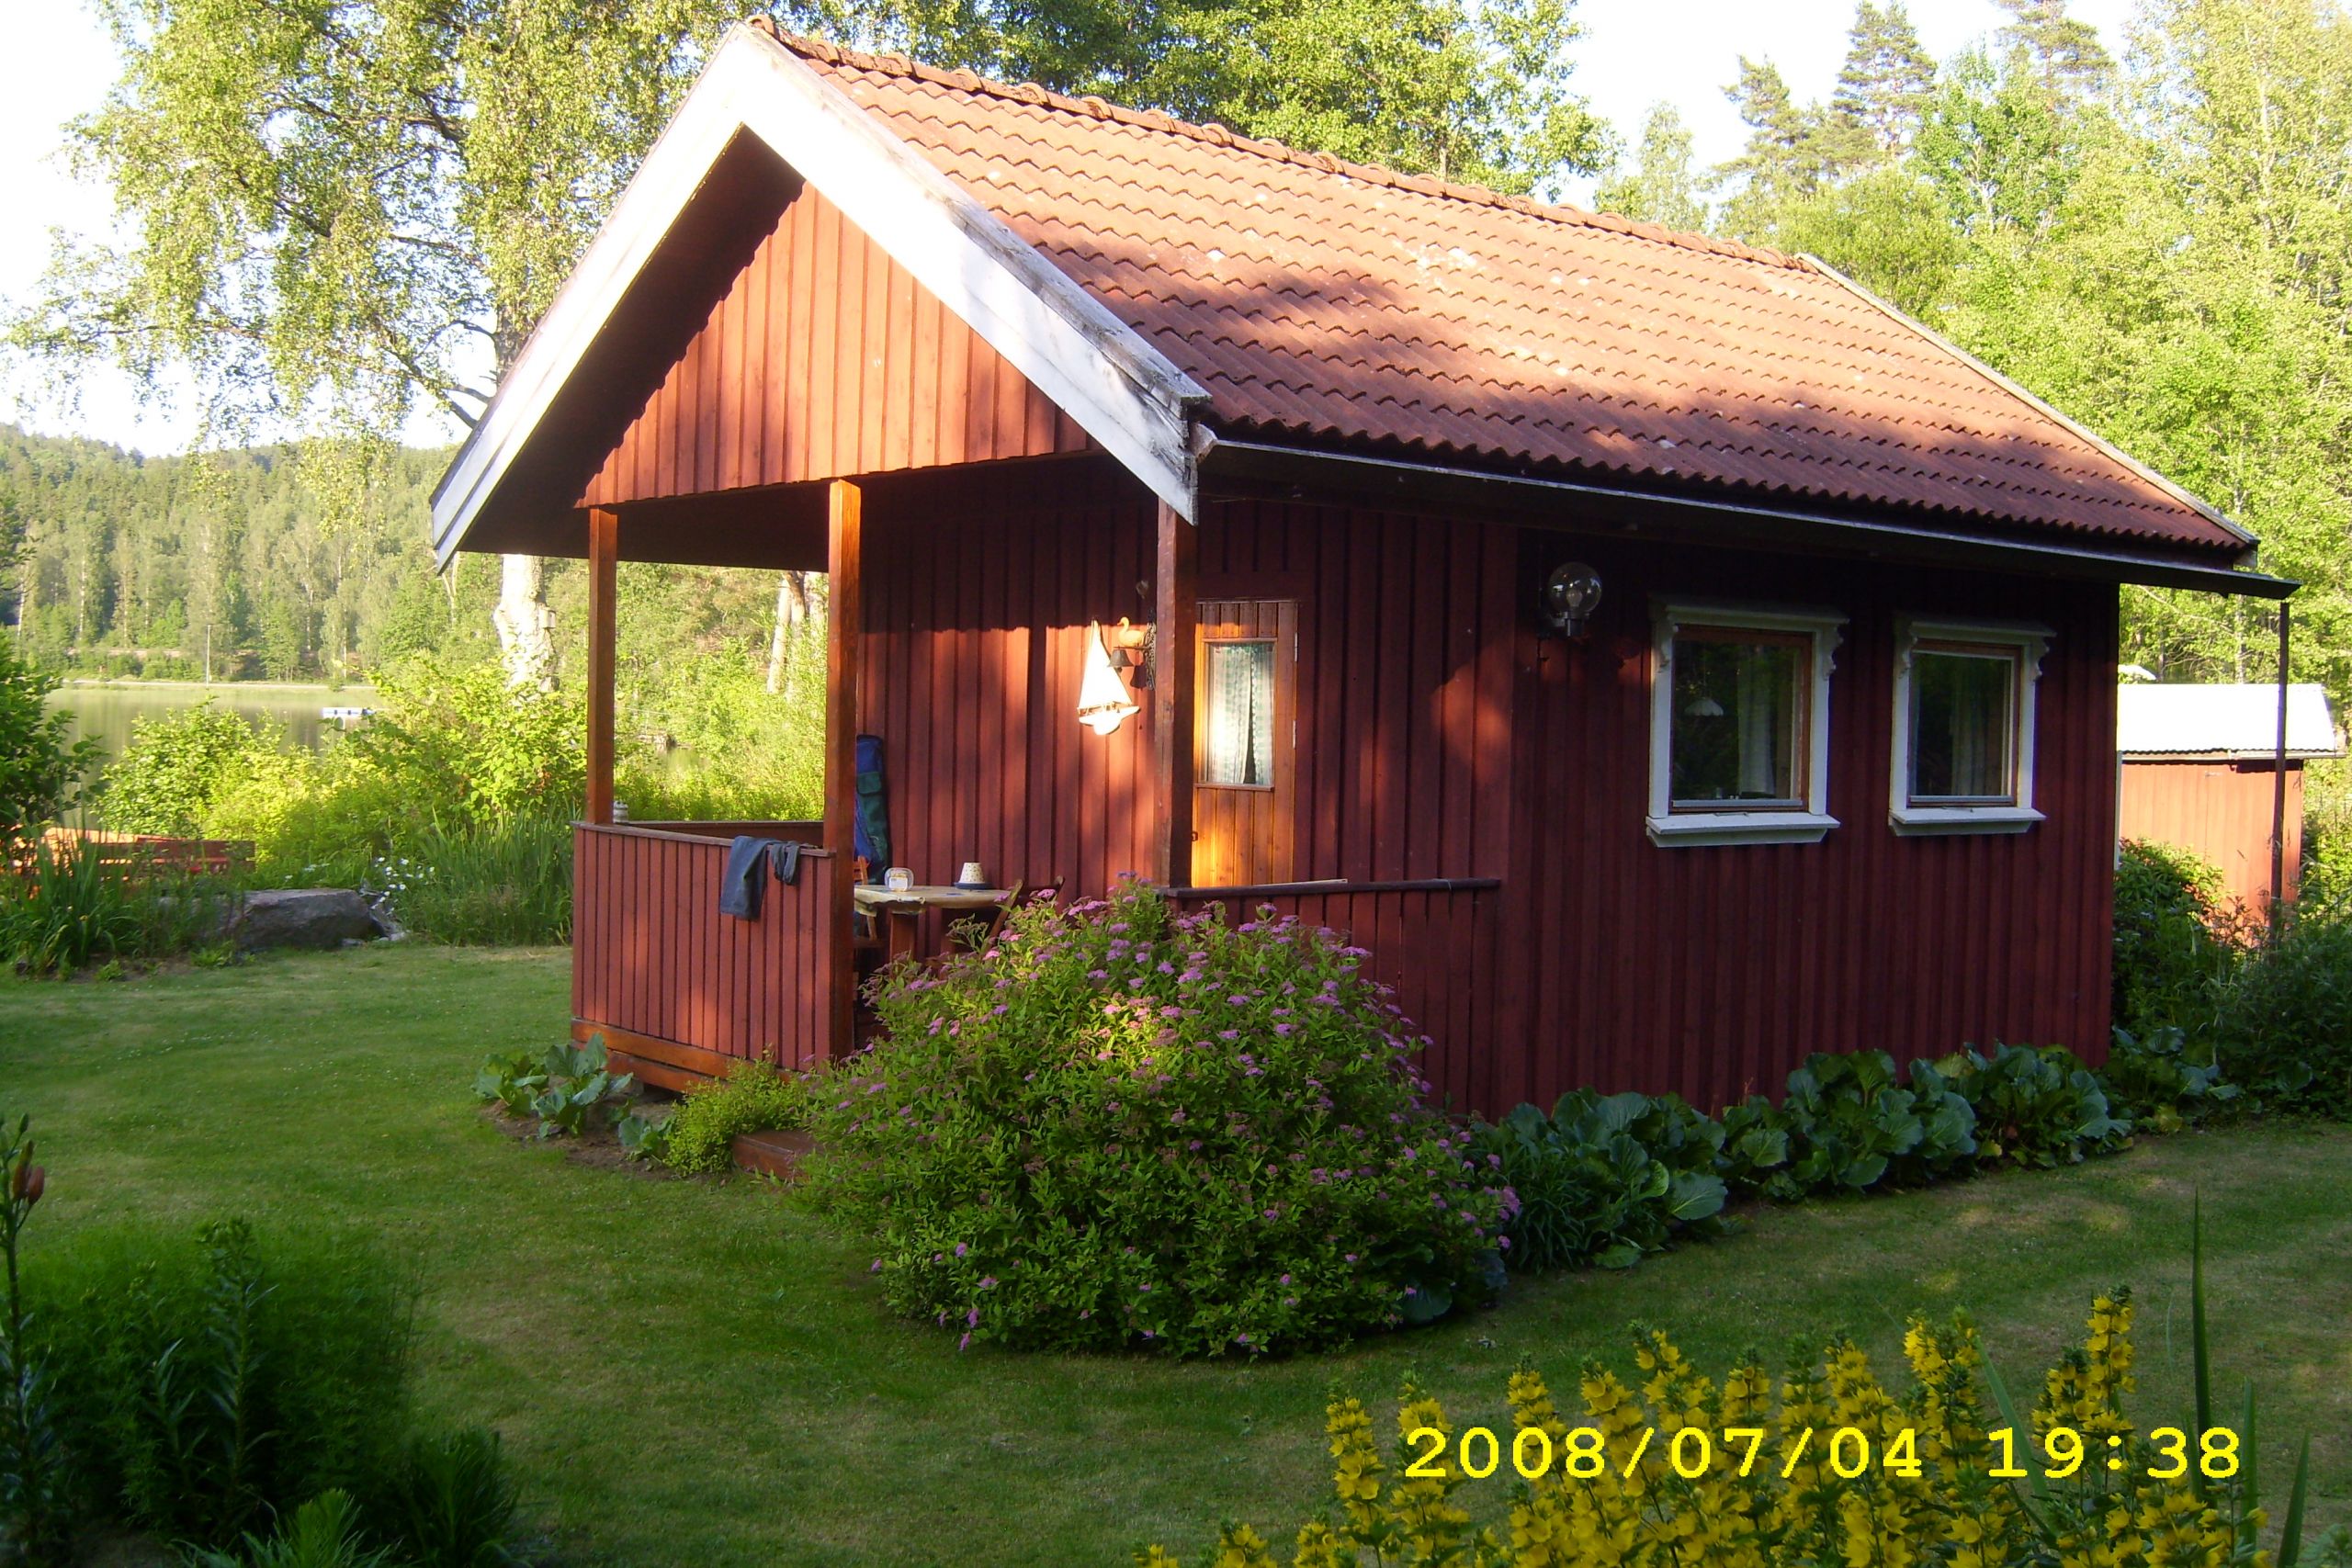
[432,24,1208,565]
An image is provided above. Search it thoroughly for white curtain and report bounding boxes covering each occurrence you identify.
[1205,642,1273,785]
[1735,648,1783,798]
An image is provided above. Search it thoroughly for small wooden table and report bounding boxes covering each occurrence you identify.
[852,884,1010,965]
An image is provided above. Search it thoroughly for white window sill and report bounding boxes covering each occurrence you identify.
[1890,805,2044,837]
[1646,811,1839,848]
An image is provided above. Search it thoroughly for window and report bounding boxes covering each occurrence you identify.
[1649,602,1845,847]
[1890,617,2049,834]
[1203,638,1275,786]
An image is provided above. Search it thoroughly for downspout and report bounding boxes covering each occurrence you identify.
[2269,602,2291,932]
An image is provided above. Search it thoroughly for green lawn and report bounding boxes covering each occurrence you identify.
[4,944,2347,1564]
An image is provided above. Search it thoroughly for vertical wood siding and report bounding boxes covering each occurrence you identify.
[1497,537,2120,1114]
[578,182,1087,510]
[855,477,2119,1116]
[571,824,839,1072]
[2120,760,2301,910]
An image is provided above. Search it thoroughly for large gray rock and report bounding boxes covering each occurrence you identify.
[231,888,388,953]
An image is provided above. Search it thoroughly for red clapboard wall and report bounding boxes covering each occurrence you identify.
[851,470,2119,1117]
[571,823,840,1082]
[2119,759,2301,910]
[578,180,1088,510]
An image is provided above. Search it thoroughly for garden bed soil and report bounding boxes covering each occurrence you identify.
[479,1101,668,1175]
[480,1097,810,1180]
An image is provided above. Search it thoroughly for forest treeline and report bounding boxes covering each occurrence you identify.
[1608,0,2351,696]
[5,0,2347,713]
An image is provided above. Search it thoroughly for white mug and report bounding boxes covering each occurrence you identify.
[885,866,913,893]
[957,861,987,887]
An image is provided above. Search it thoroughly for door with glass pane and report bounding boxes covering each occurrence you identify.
[1193,599,1297,886]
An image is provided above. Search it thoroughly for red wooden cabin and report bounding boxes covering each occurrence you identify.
[432,23,2292,1114]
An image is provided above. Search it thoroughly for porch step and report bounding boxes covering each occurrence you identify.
[730,1128,813,1181]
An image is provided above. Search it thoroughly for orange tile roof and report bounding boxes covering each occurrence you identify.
[774,28,2245,558]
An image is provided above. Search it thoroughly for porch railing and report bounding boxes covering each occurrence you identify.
[572,821,840,1087]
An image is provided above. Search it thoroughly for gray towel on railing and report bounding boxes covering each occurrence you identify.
[720,835,769,919]
[720,837,804,919]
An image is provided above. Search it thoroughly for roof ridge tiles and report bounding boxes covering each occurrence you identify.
[756,21,1816,276]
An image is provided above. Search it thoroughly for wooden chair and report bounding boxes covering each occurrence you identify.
[971,875,1065,952]
[850,856,879,952]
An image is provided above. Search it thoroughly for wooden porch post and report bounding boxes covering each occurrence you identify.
[585,506,618,826]
[1153,499,1197,886]
[824,480,864,1056]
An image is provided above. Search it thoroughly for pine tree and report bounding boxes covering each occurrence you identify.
[1829,1,1939,162]
[1996,0,2113,97]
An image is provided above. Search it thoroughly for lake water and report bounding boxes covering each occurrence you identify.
[45,682,379,766]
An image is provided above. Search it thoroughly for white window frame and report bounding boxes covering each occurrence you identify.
[1889,616,2051,836]
[1647,600,1845,848]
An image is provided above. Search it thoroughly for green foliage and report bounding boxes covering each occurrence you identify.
[1473,1091,1727,1272]
[2212,903,2352,1115]
[1944,1042,2130,1167]
[345,658,583,823]
[616,1111,673,1165]
[27,1218,415,1546]
[1777,1049,1981,1194]
[1485,1042,2145,1272]
[475,1037,634,1138]
[2103,1024,2242,1131]
[1,1113,71,1567]
[0,631,97,850]
[660,1062,809,1175]
[0,840,226,977]
[2113,840,2244,1043]
[377,817,574,946]
[370,1427,522,1568]
[802,882,1512,1357]
[96,698,282,837]
[185,1490,395,1568]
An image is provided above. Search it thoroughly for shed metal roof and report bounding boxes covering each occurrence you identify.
[2118,683,2340,759]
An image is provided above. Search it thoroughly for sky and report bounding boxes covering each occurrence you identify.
[0,0,2142,457]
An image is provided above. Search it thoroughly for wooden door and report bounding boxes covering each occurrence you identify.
[1193,599,1297,886]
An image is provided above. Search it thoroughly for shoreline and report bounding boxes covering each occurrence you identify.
[53,678,379,694]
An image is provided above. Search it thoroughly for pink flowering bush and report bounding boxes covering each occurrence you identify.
[800,879,1514,1358]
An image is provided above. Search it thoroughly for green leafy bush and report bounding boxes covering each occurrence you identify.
[0,631,97,850]
[2102,1024,2242,1131]
[187,1490,393,1568]
[345,657,583,822]
[380,816,573,945]
[1946,1042,2131,1167]
[2212,901,2352,1115]
[0,840,228,976]
[802,882,1513,1357]
[1473,1092,1727,1272]
[475,1037,634,1138]
[26,1217,416,1546]
[2112,839,2244,1042]
[1484,1042,2152,1271]
[370,1427,522,1568]
[1776,1050,1979,1195]
[660,1062,809,1174]
[96,700,285,838]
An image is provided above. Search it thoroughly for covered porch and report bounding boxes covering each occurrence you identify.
[563,467,1501,1093]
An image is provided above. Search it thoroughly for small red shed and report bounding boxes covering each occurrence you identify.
[2118,682,2339,910]
[431,22,2293,1114]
